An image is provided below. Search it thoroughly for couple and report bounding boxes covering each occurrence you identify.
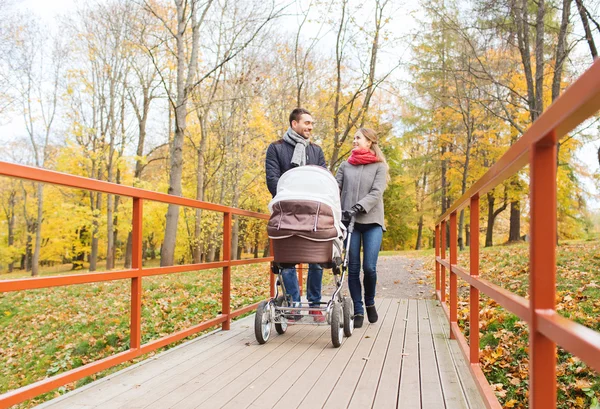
[265,108,388,328]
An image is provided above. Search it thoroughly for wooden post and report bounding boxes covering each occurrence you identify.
[440,220,447,303]
[529,132,557,409]
[469,196,480,364]
[449,211,458,339]
[435,225,440,295]
[297,264,303,297]
[130,198,143,349]
[222,212,232,330]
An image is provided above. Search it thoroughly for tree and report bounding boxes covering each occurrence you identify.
[328,0,397,171]
[143,0,284,266]
[9,18,66,275]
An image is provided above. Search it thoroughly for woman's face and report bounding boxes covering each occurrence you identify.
[353,132,372,151]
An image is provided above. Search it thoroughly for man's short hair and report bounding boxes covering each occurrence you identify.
[289,108,312,126]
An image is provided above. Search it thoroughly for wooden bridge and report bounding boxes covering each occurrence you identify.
[1,59,600,409]
[36,299,484,409]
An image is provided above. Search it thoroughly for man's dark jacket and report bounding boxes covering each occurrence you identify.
[265,139,327,197]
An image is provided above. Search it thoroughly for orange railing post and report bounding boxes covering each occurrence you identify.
[449,212,458,339]
[222,212,232,331]
[529,131,558,409]
[435,225,440,295]
[130,198,143,349]
[469,195,480,364]
[440,220,447,303]
[297,264,303,296]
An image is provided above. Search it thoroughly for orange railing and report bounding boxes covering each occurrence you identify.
[435,59,600,409]
[0,162,274,408]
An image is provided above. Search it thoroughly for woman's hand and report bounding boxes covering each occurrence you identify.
[351,203,365,213]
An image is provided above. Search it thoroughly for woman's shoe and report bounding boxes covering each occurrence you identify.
[354,314,364,328]
[366,304,378,323]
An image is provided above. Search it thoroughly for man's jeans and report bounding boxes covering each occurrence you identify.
[347,223,383,315]
[281,264,323,306]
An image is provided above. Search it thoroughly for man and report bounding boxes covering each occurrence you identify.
[265,108,326,318]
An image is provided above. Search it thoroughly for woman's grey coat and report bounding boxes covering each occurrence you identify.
[335,161,387,230]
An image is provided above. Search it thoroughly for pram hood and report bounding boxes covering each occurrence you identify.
[267,166,345,264]
[268,165,342,224]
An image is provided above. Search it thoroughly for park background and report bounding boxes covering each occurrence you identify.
[0,0,599,407]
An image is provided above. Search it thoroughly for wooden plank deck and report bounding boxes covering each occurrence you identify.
[37,299,486,409]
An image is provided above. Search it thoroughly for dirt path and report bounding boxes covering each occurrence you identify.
[322,255,435,299]
[374,255,435,299]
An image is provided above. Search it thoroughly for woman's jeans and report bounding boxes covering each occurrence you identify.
[347,223,383,315]
[281,264,323,306]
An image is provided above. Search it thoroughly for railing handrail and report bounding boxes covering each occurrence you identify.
[0,161,274,409]
[437,60,600,223]
[0,161,269,220]
[435,58,600,409]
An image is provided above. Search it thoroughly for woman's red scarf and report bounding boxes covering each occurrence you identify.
[348,148,380,165]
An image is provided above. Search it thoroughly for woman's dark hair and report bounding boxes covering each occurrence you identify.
[289,108,312,126]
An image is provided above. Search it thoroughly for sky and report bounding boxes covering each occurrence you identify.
[3,0,599,209]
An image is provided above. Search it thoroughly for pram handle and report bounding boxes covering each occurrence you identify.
[342,210,357,234]
[342,211,356,269]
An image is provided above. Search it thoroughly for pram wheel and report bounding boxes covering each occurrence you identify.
[255,300,271,344]
[331,302,343,347]
[274,295,287,334]
[342,297,353,337]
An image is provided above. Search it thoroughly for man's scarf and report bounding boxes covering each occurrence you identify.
[348,148,380,165]
[283,127,309,167]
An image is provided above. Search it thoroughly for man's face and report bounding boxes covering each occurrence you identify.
[291,114,313,139]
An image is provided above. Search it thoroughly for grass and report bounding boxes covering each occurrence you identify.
[0,260,270,408]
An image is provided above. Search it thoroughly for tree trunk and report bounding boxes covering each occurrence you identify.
[485,190,508,247]
[207,232,216,262]
[7,194,15,272]
[253,228,260,258]
[575,0,598,60]
[124,232,133,268]
[90,191,101,272]
[458,209,465,251]
[193,114,210,264]
[25,230,33,271]
[552,0,572,101]
[106,192,115,270]
[237,240,243,260]
[441,144,448,215]
[328,0,347,170]
[485,193,495,247]
[124,87,151,268]
[415,214,424,250]
[161,0,206,267]
[231,215,239,261]
[31,184,44,276]
[508,201,521,242]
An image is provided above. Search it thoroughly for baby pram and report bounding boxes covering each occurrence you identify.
[254,165,356,347]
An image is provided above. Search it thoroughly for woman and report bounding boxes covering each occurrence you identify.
[336,128,388,328]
